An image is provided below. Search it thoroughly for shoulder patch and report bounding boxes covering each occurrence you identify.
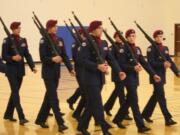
[147,47,151,52]
[119,48,124,53]
[40,39,44,44]
[21,43,27,47]
[137,48,141,55]
[3,39,6,44]
[58,41,63,47]
[165,50,169,54]
[78,47,81,51]
[130,58,134,62]
[72,44,75,48]
[82,42,87,47]
[104,47,108,51]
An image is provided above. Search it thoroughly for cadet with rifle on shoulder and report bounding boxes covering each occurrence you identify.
[134,22,180,125]
[72,12,126,135]
[1,18,37,125]
[103,30,132,120]
[32,12,75,133]
[108,19,161,133]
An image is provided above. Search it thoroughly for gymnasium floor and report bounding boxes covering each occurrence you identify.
[0,57,180,135]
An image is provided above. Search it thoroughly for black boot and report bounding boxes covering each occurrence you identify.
[165,119,177,126]
[144,117,153,123]
[67,99,74,110]
[19,119,29,125]
[138,126,151,133]
[105,110,112,116]
[124,114,133,120]
[103,130,112,135]
[35,121,49,128]
[72,114,80,121]
[116,123,126,129]
[113,121,126,129]
[77,128,90,135]
[58,124,68,133]
[4,116,17,122]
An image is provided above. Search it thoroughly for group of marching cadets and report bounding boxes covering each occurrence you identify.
[0,18,180,135]
[0,20,75,132]
[67,21,180,135]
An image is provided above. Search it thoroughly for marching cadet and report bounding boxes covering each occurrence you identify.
[2,22,37,125]
[142,30,180,125]
[0,57,6,73]
[112,29,161,133]
[70,29,87,121]
[77,21,126,135]
[104,32,132,120]
[67,29,86,111]
[35,20,75,133]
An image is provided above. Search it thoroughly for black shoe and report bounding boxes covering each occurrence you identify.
[106,124,113,130]
[113,121,126,129]
[103,130,112,135]
[4,117,17,122]
[165,119,177,126]
[19,119,29,125]
[35,122,49,128]
[60,112,65,116]
[95,122,100,126]
[72,114,80,121]
[67,99,74,110]
[58,124,68,133]
[144,117,153,123]
[138,126,151,133]
[48,113,53,116]
[124,114,133,120]
[77,128,90,135]
[105,110,112,116]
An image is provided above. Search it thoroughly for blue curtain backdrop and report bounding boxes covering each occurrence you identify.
[57,26,87,59]
[57,26,74,59]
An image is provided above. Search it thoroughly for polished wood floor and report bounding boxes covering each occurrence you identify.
[0,57,180,135]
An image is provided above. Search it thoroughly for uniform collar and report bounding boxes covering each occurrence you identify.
[128,42,136,47]
[49,33,58,44]
[128,42,137,54]
[91,35,102,47]
[156,42,164,51]
[115,42,123,47]
[11,34,20,41]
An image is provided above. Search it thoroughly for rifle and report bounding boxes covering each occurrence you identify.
[64,20,82,47]
[72,11,104,64]
[103,29,115,45]
[0,17,19,54]
[69,19,83,43]
[32,12,59,56]
[108,17,138,65]
[134,21,167,61]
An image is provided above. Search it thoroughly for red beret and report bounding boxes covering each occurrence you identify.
[46,19,58,30]
[10,22,21,30]
[113,31,123,38]
[113,32,119,38]
[88,20,102,32]
[153,30,163,38]
[125,29,135,38]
